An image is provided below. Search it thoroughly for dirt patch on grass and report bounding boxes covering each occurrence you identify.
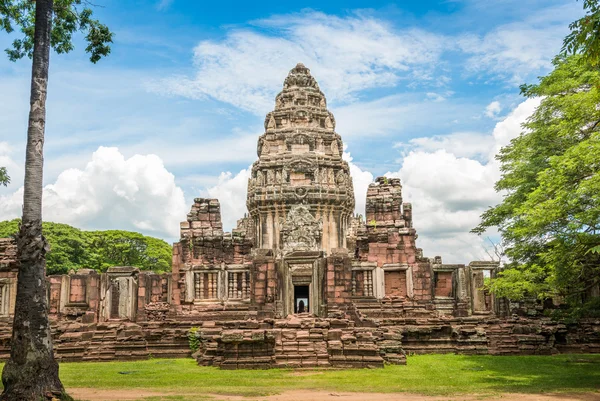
[69,388,169,400]
[287,371,326,377]
[69,388,600,401]
[250,391,600,401]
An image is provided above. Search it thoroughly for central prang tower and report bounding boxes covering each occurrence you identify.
[246,63,355,255]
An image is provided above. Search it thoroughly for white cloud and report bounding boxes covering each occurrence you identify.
[0,147,187,241]
[202,169,251,231]
[383,98,540,263]
[426,92,453,102]
[333,94,482,140]
[156,0,173,11]
[485,101,502,118]
[394,132,495,160]
[153,11,446,114]
[488,97,541,158]
[457,2,578,84]
[343,152,374,217]
[0,142,22,195]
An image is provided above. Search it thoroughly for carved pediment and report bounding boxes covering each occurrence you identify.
[285,132,315,151]
[280,205,322,253]
[285,157,315,173]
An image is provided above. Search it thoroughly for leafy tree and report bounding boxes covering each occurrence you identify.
[86,230,172,272]
[0,167,9,186]
[0,220,172,275]
[473,55,600,318]
[0,1,112,399]
[563,0,600,65]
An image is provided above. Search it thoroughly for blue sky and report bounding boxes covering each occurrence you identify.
[0,0,580,262]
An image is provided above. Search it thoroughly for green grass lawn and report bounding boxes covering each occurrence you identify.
[1,354,600,399]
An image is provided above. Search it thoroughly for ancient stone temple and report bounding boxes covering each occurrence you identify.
[171,63,495,321]
[1,64,599,367]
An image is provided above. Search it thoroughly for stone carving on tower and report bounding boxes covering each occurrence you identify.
[280,205,323,253]
[246,63,355,254]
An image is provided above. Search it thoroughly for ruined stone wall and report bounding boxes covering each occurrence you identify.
[0,239,18,319]
[351,177,432,307]
[0,313,597,364]
[190,314,600,369]
[194,315,398,369]
[325,253,353,307]
[179,198,252,266]
[171,198,255,312]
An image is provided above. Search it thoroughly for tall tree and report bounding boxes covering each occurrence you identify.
[0,167,9,186]
[473,55,600,318]
[563,0,600,65]
[0,1,112,399]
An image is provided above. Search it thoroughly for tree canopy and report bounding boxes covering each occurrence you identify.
[473,55,600,318]
[0,219,173,275]
[563,0,600,66]
[0,0,113,62]
[0,166,9,186]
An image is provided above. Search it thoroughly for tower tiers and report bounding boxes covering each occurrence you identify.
[246,63,355,254]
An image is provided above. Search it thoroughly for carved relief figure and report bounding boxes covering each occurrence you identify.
[325,116,333,129]
[320,168,328,184]
[316,137,323,152]
[330,140,339,155]
[280,205,323,253]
[261,141,270,156]
[336,170,346,185]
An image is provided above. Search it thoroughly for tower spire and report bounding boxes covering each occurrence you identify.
[246,63,355,254]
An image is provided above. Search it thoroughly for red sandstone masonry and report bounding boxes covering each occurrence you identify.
[1,65,599,369]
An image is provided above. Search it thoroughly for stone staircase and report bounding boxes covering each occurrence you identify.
[194,315,397,369]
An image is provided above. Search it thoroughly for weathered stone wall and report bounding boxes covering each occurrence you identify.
[0,313,598,364]
[190,315,600,369]
[194,315,390,369]
[179,198,253,266]
[0,239,18,321]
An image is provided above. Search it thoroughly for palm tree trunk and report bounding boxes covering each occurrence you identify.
[1,0,66,399]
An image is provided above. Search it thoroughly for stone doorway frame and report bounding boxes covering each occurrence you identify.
[100,266,139,321]
[281,251,324,317]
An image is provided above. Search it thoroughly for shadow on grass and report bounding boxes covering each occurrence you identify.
[455,354,600,394]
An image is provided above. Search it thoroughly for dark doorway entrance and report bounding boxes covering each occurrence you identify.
[294,285,309,314]
[110,279,121,319]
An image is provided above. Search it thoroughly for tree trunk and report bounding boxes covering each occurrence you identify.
[1,0,66,400]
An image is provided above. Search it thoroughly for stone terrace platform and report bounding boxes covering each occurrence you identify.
[1,314,598,367]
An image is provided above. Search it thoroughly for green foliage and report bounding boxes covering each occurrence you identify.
[0,0,113,63]
[563,0,600,66]
[187,327,201,354]
[0,219,172,275]
[0,167,8,186]
[473,55,600,316]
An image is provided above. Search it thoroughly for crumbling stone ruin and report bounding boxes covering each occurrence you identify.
[0,64,599,367]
